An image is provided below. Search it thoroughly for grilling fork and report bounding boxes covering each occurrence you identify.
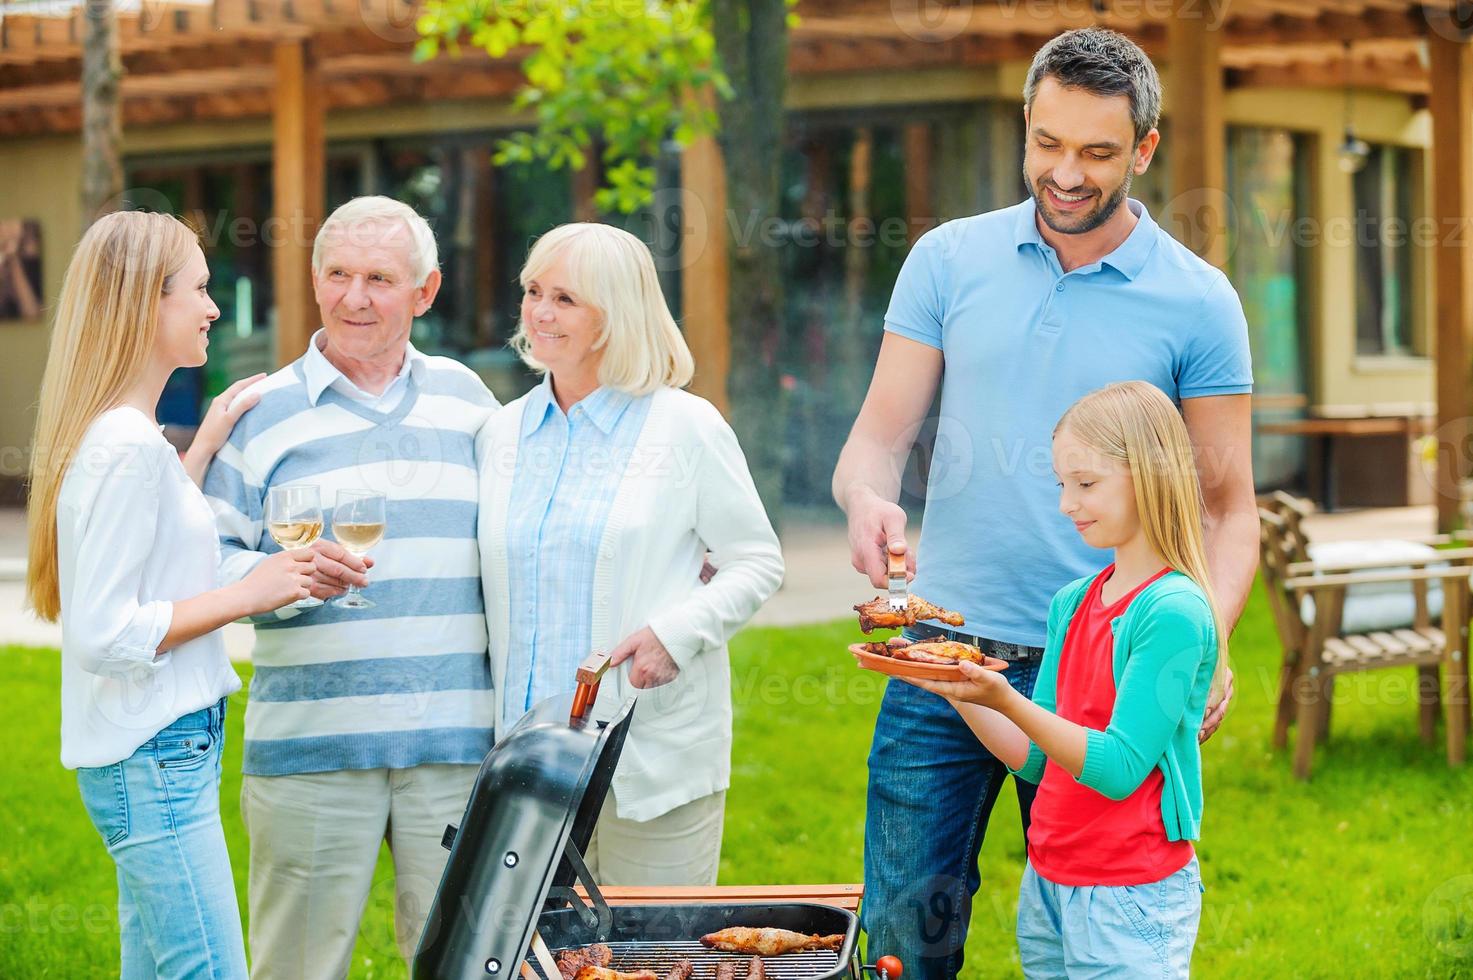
[886,545,909,612]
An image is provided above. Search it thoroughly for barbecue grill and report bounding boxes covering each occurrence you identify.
[413,657,898,980]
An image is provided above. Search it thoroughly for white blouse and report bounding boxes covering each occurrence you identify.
[57,407,241,769]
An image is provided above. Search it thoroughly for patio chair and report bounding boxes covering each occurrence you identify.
[1258,493,1473,778]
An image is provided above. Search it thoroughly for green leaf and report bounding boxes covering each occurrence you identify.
[416,0,736,211]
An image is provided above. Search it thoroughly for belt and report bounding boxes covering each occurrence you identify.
[906,625,1044,662]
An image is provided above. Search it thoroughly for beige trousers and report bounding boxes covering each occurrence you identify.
[584,790,727,887]
[240,764,478,980]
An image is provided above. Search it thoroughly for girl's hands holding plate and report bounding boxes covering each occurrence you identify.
[898,658,1017,708]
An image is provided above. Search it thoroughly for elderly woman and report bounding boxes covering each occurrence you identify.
[477,222,783,886]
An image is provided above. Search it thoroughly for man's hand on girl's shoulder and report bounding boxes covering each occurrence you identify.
[1198,666,1234,743]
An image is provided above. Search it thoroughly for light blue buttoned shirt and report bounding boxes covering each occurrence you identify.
[885,198,1253,647]
[502,378,654,722]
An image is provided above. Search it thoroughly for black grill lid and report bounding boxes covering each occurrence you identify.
[414,690,636,980]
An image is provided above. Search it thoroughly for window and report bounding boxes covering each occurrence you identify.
[1354,144,1419,357]
[1228,126,1311,492]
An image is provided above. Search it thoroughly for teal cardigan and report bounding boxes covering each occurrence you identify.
[1008,571,1218,842]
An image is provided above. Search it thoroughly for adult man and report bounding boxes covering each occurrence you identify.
[204,196,498,977]
[832,29,1258,979]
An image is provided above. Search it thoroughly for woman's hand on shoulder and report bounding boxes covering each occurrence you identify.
[183,373,267,486]
[608,626,680,689]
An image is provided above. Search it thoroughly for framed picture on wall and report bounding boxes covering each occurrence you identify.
[0,219,42,321]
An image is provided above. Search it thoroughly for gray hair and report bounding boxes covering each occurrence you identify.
[312,196,439,287]
[1023,29,1162,144]
[512,222,694,395]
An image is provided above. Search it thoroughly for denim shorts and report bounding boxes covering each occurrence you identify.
[1016,857,1204,979]
[75,698,247,980]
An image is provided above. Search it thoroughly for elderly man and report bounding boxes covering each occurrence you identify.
[204,196,498,978]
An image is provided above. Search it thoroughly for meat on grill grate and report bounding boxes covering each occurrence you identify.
[557,940,840,980]
[700,928,845,957]
[559,944,614,979]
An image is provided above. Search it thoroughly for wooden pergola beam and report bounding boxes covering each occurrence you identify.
[271,39,324,368]
[1429,32,1473,532]
[1227,55,1428,93]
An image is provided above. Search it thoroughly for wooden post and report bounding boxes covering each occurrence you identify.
[903,122,933,245]
[1166,4,1226,267]
[271,39,324,368]
[680,128,729,415]
[1429,34,1473,533]
[571,162,599,223]
[470,148,497,349]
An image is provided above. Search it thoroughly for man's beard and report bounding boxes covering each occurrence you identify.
[1026,167,1132,235]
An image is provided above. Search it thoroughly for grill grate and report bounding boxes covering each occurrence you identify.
[548,940,842,979]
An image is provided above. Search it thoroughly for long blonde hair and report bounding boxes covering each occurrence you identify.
[511,222,694,395]
[1055,381,1230,698]
[26,211,200,622]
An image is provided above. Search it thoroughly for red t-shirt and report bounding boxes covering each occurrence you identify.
[1026,565,1196,886]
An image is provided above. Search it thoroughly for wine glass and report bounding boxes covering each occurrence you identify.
[332,489,386,610]
[266,484,323,609]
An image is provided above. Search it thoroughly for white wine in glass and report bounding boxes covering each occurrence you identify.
[333,521,385,553]
[333,489,386,610]
[266,484,324,609]
[268,518,324,549]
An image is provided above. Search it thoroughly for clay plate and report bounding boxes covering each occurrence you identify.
[848,643,1009,681]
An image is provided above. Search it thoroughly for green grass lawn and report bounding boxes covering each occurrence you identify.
[3,580,1473,977]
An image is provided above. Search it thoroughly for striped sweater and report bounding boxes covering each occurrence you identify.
[203,354,498,776]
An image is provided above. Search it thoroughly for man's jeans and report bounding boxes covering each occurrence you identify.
[76,697,247,980]
[862,628,1043,980]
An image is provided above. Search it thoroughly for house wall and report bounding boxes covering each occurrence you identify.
[1223,86,1434,413]
[0,136,82,497]
[0,72,1439,498]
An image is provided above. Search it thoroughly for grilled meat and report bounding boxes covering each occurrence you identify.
[557,945,613,979]
[747,957,766,979]
[571,969,656,980]
[661,962,693,980]
[714,964,737,980]
[858,637,985,665]
[889,640,985,665]
[855,595,964,633]
[857,637,910,656]
[699,927,845,956]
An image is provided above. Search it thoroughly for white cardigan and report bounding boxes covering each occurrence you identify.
[477,386,784,822]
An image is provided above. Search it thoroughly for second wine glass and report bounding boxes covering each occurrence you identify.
[266,484,323,609]
[332,489,386,610]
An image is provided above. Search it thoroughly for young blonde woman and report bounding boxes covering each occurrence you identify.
[890,381,1225,978]
[477,222,784,886]
[26,210,315,979]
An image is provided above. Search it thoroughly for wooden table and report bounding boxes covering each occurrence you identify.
[575,883,864,912]
[1257,415,1429,511]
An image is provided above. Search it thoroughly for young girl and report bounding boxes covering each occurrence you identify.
[898,380,1225,978]
[26,210,316,979]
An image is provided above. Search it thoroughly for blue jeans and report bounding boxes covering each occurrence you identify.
[1016,857,1203,978]
[75,698,247,980]
[862,629,1043,980]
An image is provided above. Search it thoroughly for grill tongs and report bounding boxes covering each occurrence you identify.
[570,649,612,725]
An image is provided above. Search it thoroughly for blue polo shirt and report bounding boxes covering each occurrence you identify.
[885,198,1252,647]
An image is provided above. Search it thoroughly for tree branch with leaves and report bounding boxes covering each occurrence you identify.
[417,0,795,520]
